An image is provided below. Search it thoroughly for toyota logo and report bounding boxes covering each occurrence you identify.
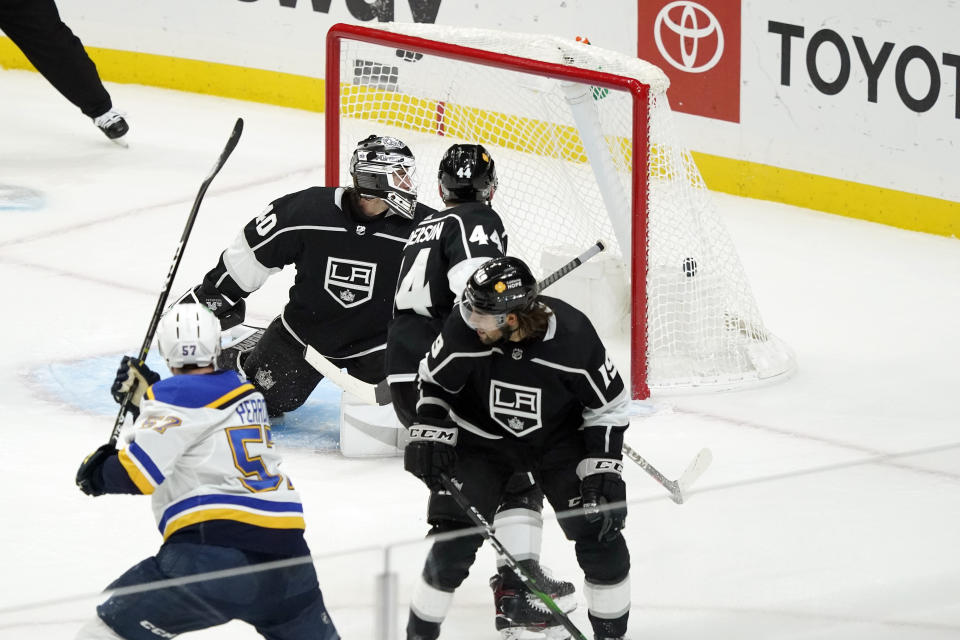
[654,1,724,74]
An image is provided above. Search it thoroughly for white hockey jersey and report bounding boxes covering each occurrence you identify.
[106,369,307,555]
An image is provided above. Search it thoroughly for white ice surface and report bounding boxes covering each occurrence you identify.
[1,69,959,639]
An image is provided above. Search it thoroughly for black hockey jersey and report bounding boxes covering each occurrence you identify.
[417,295,630,457]
[199,187,434,359]
[394,202,508,319]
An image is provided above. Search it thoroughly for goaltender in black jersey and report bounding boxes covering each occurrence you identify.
[178,135,436,416]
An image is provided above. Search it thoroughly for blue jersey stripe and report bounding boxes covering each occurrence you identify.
[128,441,165,485]
[158,494,304,532]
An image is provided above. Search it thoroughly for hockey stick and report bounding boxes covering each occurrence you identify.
[621,443,713,504]
[439,474,589,640]
[303,345,392,404]
[537,239,605,290]
[308,240,608,405]
[108,118,244,445]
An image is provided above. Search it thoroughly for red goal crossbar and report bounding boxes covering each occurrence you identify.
[325,23,652,399]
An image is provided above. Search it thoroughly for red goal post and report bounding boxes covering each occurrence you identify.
[324,23,795,399]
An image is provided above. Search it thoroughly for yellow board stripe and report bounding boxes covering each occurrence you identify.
[118,448,156,494]
[0,38,324,111]
[206,383,256,409]
[2,38,954,238]
[693,152,960,238]
[163,508,306,540]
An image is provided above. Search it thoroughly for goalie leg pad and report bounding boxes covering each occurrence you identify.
[242,319,321,416]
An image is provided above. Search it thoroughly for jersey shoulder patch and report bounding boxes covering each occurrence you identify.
[146,370,257,410]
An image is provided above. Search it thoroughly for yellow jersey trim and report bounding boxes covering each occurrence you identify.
[206,383,257,409]
[162,508,307,540]
[118,449,156,494]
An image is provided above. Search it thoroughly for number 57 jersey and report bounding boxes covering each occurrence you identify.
[115,369,308,556]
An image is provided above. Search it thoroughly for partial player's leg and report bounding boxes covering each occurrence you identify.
[0,0,112,118]
[243,554,340,640]
[491,472,577,639]
[240,318,322,417]
[539,443,631,640]
[86,547,233,639]
[408,449,512,640]
[386,314,442,426]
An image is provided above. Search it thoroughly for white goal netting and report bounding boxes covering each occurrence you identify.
[329,23,795,395]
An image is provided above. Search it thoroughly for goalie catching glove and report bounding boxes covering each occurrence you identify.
[577,457,627,542]
[174,284,246,330]
[403,424,458,491]
[110,356,160,420]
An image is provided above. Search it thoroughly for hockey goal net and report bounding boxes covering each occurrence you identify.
[325,22,795,398]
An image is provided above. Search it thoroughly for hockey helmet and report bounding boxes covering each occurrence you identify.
[157,303,222,369]
[460,256,538,330]
[349,134,418,218]
[438,144,498,204]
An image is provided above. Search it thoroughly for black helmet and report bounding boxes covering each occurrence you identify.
[460,257,538,330]
[438,144,498,204]
[349,135,418,218]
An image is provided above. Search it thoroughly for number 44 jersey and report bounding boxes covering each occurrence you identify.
[387,202,508,383]
[393,201,508,320]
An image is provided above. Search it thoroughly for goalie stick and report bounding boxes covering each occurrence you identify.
[311,240,607,405]
[439,474,588,640]
[108,118,244,445]
[621,443,713,504]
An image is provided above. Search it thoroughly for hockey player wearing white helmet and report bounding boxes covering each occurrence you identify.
[75,304,339,640]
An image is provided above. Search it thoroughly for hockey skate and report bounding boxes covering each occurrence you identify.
[93,109,129,146]
[490,561,577,640]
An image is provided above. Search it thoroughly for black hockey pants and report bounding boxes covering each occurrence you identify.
[0,0,112,118]
[419,437,630,592]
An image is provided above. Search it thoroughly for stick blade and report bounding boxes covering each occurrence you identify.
[677,448,713,495]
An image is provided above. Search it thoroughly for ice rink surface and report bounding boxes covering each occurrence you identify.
[1,69,959,639]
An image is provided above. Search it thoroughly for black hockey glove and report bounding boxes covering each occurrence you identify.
[578,457,627,542]
[111,356,160,420]
[76,443,118,496]
[403,424,458,491]
[177,284,246,330]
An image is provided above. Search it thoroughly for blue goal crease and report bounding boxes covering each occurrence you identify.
[29,353,342,451]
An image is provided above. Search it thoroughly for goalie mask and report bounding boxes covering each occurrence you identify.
[460,256,538,331]
[438,143,498,204]
[349,134,418,218]
[157,303,222,369]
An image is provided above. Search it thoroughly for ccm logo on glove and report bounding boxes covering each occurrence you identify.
[408,426,458,444]
[576,457,623,478]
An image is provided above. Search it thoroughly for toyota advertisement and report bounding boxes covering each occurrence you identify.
[636,0,957,234]
[638,0,741,123]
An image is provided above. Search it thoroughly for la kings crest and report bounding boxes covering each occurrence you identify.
[325,257,377,308]
[490,380,542,436]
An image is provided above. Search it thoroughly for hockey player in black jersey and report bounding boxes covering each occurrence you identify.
[387,143,507,424]
[403,256,632,640]
[176,135,435,417]
[387,145,576,638]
